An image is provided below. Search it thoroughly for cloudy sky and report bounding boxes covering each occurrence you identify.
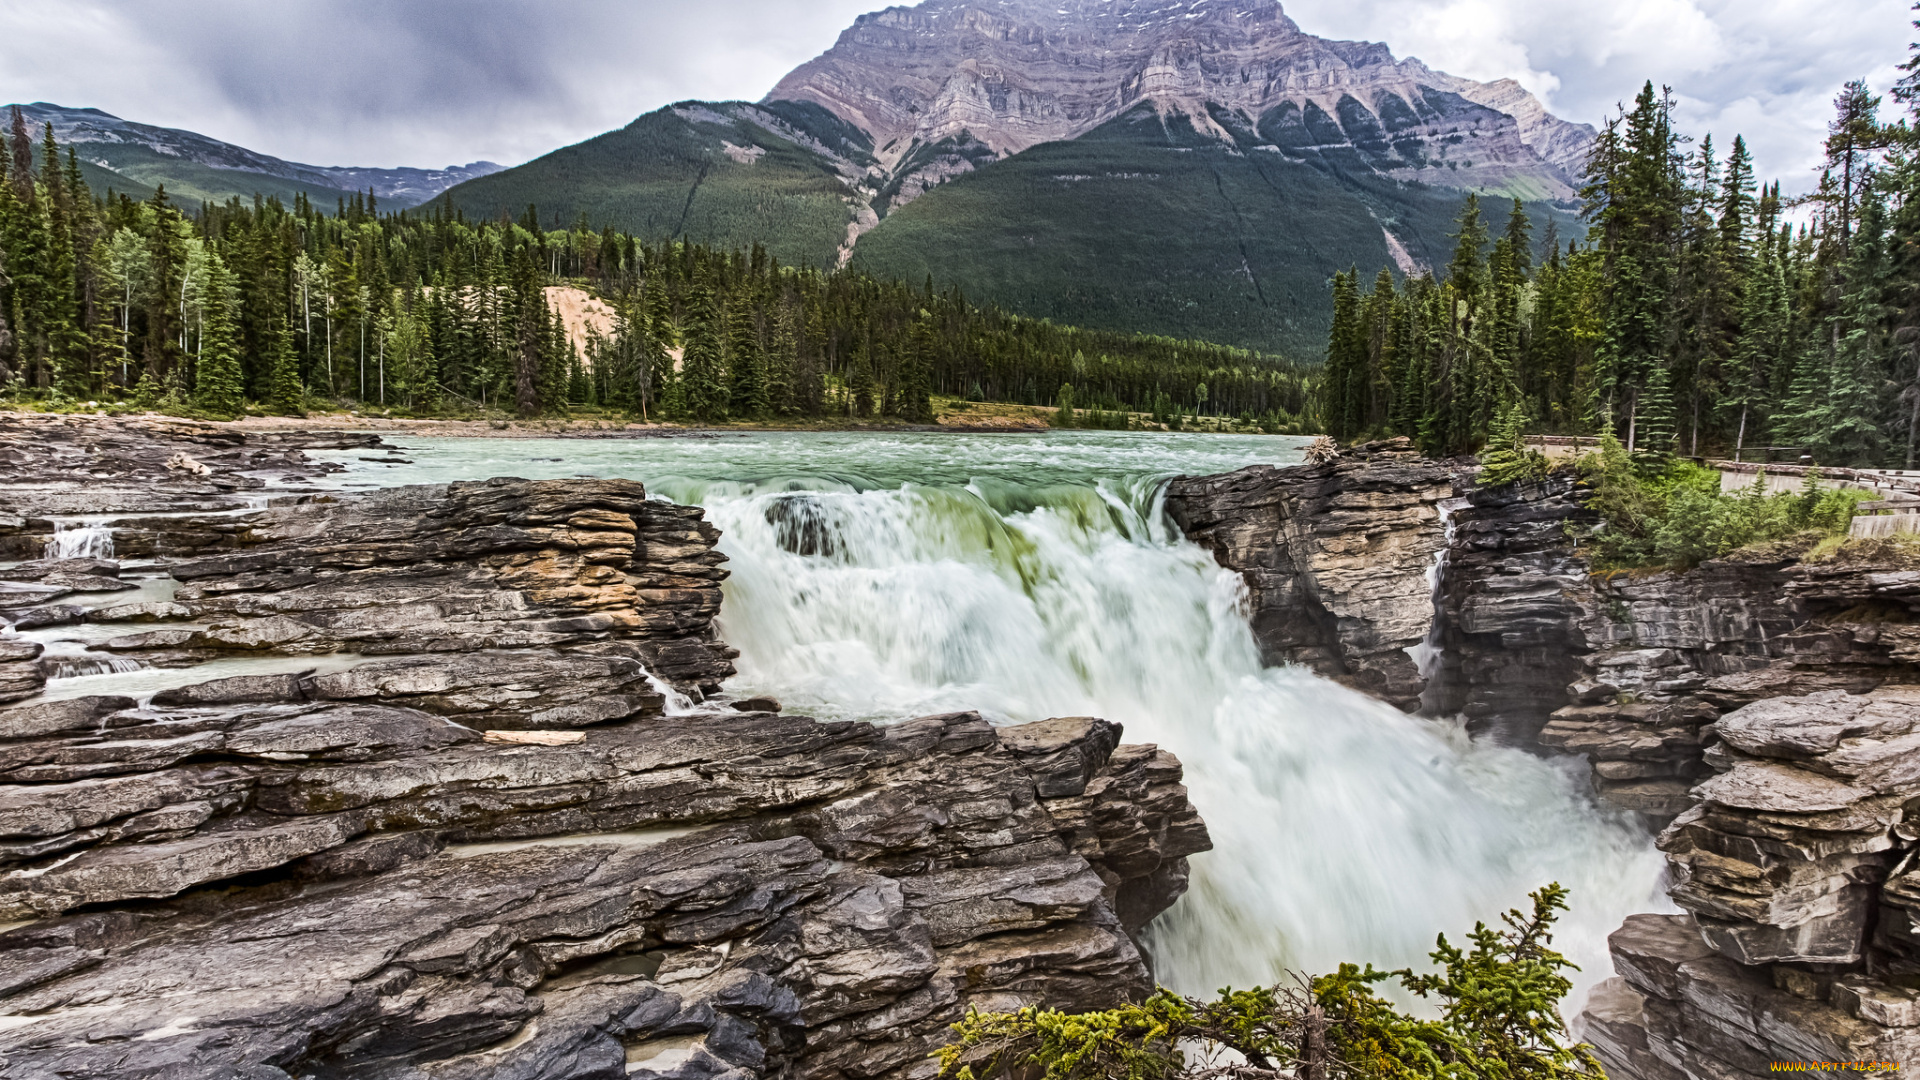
[1,0,1909,192]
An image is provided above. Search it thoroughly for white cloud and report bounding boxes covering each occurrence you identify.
[0,0,1909,192]
[1282,0,1912,192]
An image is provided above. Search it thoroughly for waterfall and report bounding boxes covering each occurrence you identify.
[45,656,148,679]
[687,476,1664,1006]
[43,520,115,561]
[1408,496,1470,714]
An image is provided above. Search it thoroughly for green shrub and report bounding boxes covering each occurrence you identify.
[1576,434,1869,569]
[936,886,1602,1080]
[1477,404,1550,488]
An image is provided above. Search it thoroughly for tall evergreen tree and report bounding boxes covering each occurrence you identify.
[267,319,304,416]
[194,256,244,415]
[679,269,728,422]
[725,288,768,418]
[900,314,936,424]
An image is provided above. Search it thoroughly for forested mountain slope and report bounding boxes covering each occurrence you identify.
[9,103,501,209]
[441,0,1591,356]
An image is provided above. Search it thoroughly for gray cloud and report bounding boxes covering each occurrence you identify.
[1,0,878,167]
[3,0,1908,191]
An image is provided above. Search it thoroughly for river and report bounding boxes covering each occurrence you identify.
[306,429,1667,1008]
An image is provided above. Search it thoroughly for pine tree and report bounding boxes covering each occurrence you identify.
[142,187,186,389]
[767,298,798,415]
[193,256,244,415]
[848,333,875,418]
[1818,188,1894,464]
[725,289,768,418]
[1323,268,1363,439]
[900,314,936,424]
[268,320,304,416]
[1589,83,1684,450]
[680,270,728,422]
[510,246,543,416]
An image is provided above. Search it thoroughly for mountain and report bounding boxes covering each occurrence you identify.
[769,0,1590,205]
[425,99,881,269]
[450,0,1598,356]
[12,103,502,209]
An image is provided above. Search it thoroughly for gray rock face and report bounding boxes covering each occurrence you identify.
[1165,439,1456,710]
[1596,915,1920,1079]
[769,0,1592,203]
[0,703,1209,1080]
[1168,446,1920,1077]
[1653,686,1920,968]
[0,413,372,558]
[1423,476,1596,743]
[105,476,737,695]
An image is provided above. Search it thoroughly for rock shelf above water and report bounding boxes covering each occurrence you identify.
[0,415,1211,1080]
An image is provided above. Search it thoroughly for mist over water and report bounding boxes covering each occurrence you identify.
[315,431,1666,1004]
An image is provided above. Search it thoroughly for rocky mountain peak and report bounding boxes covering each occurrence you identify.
[768,0,1592,200]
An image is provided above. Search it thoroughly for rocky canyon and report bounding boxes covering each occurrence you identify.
[1165,439,1920,1075]
[0,417,1208,1080]
[7,416,1914,1079]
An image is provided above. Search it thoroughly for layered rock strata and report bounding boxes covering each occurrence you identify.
[6,475,737,698]
[770,0,1593,196]
[1169,447,1920,1078]
[1582,685,1920,1078]
[0,412,377,559]
[0,416,1213,1078]
[1164,438,1455,710]
[0,696,1209,1079]
[150,477,739,694]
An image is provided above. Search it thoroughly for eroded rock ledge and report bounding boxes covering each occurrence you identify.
[0,698,1208,1080]
[1165,438,1456,711]
[0,418,1211,1079]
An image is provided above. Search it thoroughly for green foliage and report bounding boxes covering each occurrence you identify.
[1476,403,1549,487]
[266,321,304,416]
[0,116,1319,426]
[192,256,244,415]
[1322,62,1918,466]
[443,101,866,269]
[1576,433,1873,568]
[936,886,1602,1080]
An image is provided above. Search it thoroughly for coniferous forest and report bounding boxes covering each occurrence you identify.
[0,106,1314,430]
[1322,63,1920,468]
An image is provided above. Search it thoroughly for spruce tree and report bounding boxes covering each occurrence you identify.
[767,298,798,415]
[725,289,768,418]
[1323,268,1362,439]
[848,335,875,418]
[510,246,543,416]
[900,314,936,424]
[680,271,729,423]
[194,257,244,415]
[1818,188,1894,464]
[268,320,304,416]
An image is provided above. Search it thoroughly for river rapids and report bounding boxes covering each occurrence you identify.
[311,430,1667,1008]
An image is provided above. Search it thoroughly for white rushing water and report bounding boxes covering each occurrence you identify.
[311,431,1667,1005]
[42,520,115,561]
